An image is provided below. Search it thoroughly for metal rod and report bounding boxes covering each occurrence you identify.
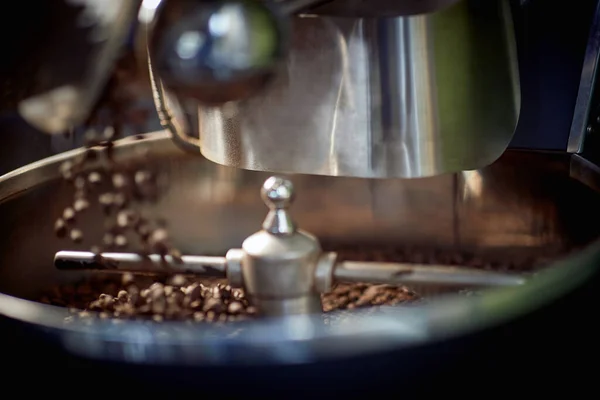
[333,261,526,287]
[54,251,227,278]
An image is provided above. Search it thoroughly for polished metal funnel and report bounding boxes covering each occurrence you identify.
[160,0,520,178]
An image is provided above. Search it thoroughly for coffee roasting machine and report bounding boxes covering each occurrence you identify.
[1,0,600,396]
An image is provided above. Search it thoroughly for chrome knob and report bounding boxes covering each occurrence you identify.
[261,176,295,235]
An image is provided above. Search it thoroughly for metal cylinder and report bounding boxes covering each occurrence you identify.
[190,0,520,178]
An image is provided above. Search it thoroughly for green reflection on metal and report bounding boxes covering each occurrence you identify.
[247,1,280,68]
[431,0,520,171]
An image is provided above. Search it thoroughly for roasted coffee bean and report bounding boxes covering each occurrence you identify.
[112,173,129,189]
[134,170,153,186]
[103,233,115,247]
[74,198,90,212]
[84,128,99,143]
[70,229,83,243]
[113,193,128,208]
[152,297,167,314]
[117,210,137,228]
[185,284,203,301]
[114,234,128,248]
[168,274,187,286]
[169,249,183,264]
[117,290,129,302]
[190,300,203,310]
[149,228,168,245]
[74,176,86,190]
[63,207,76,222]
[149,282,165,297]
[59,161,74,180]
[98,193,115,207]
[228,301,243,315]
[88,172,102,185]
[103,126,116,140]
[54,218,67,237]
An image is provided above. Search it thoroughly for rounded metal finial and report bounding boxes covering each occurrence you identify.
[261,176,295,234]
[261,176,294,209]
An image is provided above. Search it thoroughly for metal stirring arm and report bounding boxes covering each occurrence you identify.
[54,176,526,317]
[54,250,526,287]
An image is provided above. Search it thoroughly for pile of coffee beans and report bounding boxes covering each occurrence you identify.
[40,273,418,324]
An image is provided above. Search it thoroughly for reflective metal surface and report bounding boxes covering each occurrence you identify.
[0,133,599,365]
[148,0,286,104]
[163,0,521,178]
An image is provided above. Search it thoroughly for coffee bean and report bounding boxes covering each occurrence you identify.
[128,287,142,306]
[169,290,185,305]
[228,301,243,315]
[167,274,187,287]
[117,290,129,302]
[59,161,74,180]
[103,126,116,140]
[149,228,168,244]
[120,273,134,286]
[134,170,153,186]
[193,312,205,322]
[113,193,128,208]
[190,300,203,310]
[74,176,86,190]
[169,249,183,264]
[98,193,115,207]
[74,198,90,212]
[117,210,137,228]
[88,300,103,311]
[88,172,102,185]
[54,218,67,237]
[149,282,165,298]
[63,207,76,222]
[112,173,129,189]
[70,229,83,243]
[103,233,115,247]
[151,297,167,314]
[114,234,128,248]
[84,128,98,143]
[202,297,223,314]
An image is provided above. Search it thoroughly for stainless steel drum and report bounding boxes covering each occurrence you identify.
[1,131,600,393]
